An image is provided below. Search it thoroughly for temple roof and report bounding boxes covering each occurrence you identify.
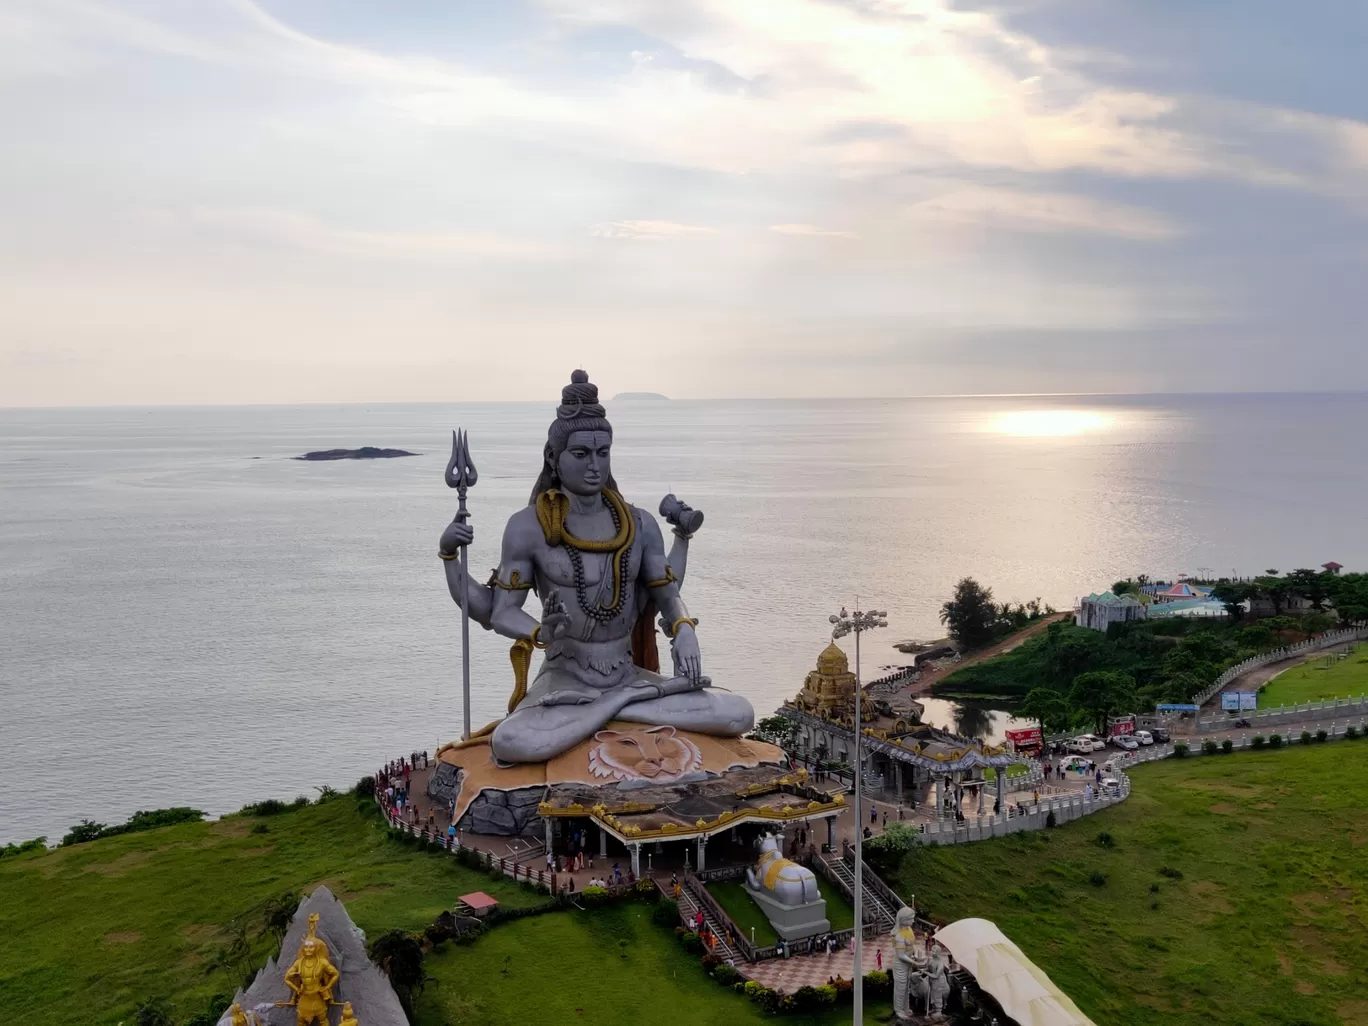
[816,641,849,676]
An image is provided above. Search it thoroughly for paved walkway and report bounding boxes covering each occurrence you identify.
[745,934,910,992]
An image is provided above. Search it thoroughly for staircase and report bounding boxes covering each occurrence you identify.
[675,884,743,961]
[819,853,898,930]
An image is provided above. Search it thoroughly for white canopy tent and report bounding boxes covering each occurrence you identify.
[934,918,1097,1026]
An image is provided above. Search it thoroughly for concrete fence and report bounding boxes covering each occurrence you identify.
[1192,626,1368,707]
[917,776,1131,846]
[1197,694,1368,731]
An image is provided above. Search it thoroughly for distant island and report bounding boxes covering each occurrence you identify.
[294,447,418,461]
[612,392,669,400]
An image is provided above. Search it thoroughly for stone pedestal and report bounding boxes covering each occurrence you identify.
[745,884,830,941]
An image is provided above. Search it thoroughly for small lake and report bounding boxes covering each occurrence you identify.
[916,697,1028,744]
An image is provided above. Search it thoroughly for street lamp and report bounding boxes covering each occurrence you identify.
[829,604,888,1026]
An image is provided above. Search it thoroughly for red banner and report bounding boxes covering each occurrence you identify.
[1004,727,1042,748]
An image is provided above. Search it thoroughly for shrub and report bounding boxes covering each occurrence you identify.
[0,836,47,859]
[1316,729,1328,743]
[792,985,836,1012]
[1221,738,1233,754]
[1251,735,1266,749]
[635,877,658,898]
[701,952,721,971]
[291,795,310,808]
[816,984,839,1005]
[1045,810,1057,828]
[1202,740,1219,756]
[1096,831,1115,849]
[713,964,741,986]
[241,799,287,817]
[60,820,106,847]
[1347,725,1360,740]
[581,885,610,908]
[182,994,232,1026]
[1270,734,1283,748]
[353,776,376,799]
[368,930,429,1019]
[831,977,854,997]
[1159,866,1183,880]
[61,807,206,847]
[134,998,175,1026]
[314,785,340,804]
[680,930,703,954]
[652,898,680,928]
[1174,743,1190,758]
[1089,871,1107,887]
[1149,882,1160,893]
[1300,731,1313,745]
[863,970,892,997]
[742,980,766,998]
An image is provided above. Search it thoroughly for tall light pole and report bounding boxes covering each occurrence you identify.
[830,604,888,1026]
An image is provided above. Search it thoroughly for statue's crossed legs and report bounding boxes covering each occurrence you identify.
[490,666,754,764]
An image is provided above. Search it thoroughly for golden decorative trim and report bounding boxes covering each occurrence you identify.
[645,566,677,589]
[488,569,533,590]
[668,617,699,638]
[529,625,549,650]
[438,551,459,561]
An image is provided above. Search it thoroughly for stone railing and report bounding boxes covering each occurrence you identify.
[917,775,1132,846]
[683,871,763,962]
[379,800,559,894]
[1192,626,1368,707]
[1196,694,1368,731]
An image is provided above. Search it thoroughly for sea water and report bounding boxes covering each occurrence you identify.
[1,393,1365,843]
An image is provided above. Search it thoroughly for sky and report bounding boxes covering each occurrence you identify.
[1,0,1366,405]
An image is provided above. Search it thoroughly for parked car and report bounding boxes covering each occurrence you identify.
[1059,755,1093,772]
[1099,776,1123,796]
[1082,734,1107,751]
[1133,730,1154,745]
[1112,734,1140,751]
[1066,738,1095,754]
[1150,726,1171,743]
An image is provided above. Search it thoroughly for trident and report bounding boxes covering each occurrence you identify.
[445,430,478,739]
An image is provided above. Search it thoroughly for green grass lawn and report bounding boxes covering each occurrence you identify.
[1260,645,1368,707]
[0,799,867,1026]
[0,799,541,1026]
[983,763,1030,781]
[894,742,1368,1026]
[417,903,866,1026]
[707,873,855,949]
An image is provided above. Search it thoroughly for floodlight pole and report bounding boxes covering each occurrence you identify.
[829,603,888,1026]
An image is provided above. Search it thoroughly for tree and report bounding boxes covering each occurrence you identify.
[1327,573,1368,624]
[1299,611,1334,639]
[749,715,797,749]
[1111,579,1136,596]
[1263,616,1300,637]
[1017,688,1073,735]
[1285,569,1331,611]
[368,930,431,1018]
[939,578,999,650]
[1254,575,1292,617]
[1212,581,1253,621]
[1069,671,1139,735]
[1160,671,1205,704]
[261,891,300,947]
[864,822,918,872]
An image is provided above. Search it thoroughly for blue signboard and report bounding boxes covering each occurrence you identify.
[1157,703,1199,712]
[1222,692,1259,711]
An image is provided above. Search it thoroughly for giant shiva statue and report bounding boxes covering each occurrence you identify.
[439,370,754,764]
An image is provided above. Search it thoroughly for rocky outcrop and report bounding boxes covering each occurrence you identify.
[459,786,545,837]
[293,447,418,460]
[225,886,405,1026]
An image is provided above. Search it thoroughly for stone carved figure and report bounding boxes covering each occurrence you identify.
[927,947,951,1015]
[746,833,820,905]
[588,725,704,783]
[280,914,340,1026]
[890,905,920,1020]
[438,370,754,764]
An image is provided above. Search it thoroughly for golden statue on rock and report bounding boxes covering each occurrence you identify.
[280,913,340,1026]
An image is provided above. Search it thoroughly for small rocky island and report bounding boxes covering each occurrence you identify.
[612,391,669,400]
[294,447,418,461]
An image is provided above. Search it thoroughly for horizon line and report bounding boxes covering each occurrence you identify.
[3,388,1367,412]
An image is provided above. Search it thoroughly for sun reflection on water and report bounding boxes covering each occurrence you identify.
[984,408,1115,437]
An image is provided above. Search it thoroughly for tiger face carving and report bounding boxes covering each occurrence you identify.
[588,725,704,784]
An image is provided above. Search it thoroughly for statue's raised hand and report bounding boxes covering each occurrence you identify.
[540,590,573,641]
[439,519,473,557]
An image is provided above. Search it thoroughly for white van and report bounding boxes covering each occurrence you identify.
[1133,730,1154,745]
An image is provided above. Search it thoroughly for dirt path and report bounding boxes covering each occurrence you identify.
[901,611,1071,698]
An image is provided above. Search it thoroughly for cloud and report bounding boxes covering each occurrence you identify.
[589,220,718,240]
[192,207,558,262]
[906,186,1181,240]
[769,224,856,238]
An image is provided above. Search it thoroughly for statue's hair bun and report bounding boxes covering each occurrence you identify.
[571,369,589,384]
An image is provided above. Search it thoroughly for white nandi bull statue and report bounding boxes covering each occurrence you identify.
[747,833,820,906]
